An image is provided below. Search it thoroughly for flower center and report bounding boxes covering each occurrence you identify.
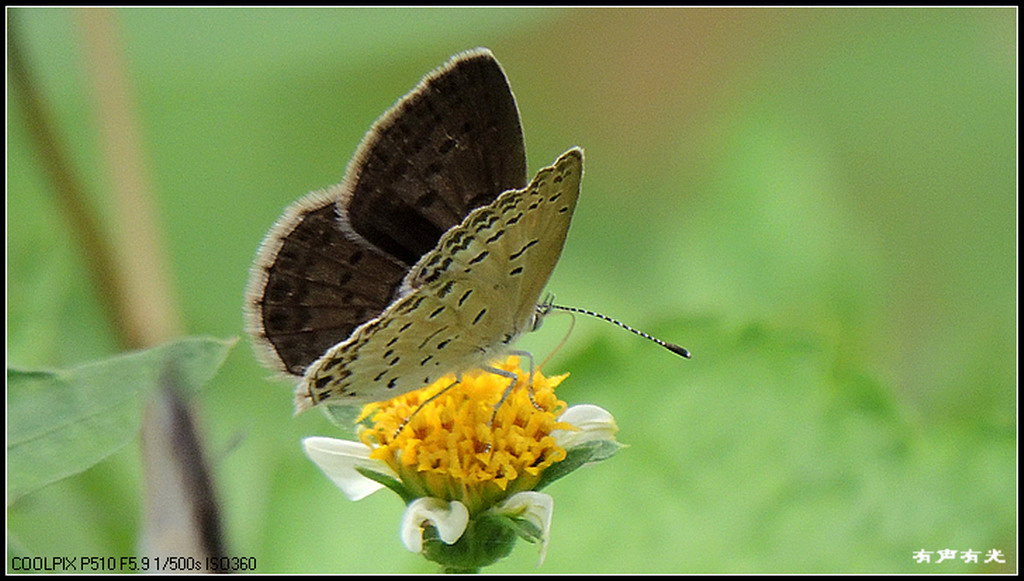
[358,356,571,513]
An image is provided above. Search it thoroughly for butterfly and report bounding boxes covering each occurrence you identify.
[245,48,583,412]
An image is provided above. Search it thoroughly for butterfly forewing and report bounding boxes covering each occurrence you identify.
[298,148,583,410]
[338,48,528,267]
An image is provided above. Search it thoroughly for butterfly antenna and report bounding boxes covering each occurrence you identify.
[547,304,692,358]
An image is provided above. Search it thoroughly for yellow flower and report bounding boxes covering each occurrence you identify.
[303,355,621,571]
[357,355,570,514]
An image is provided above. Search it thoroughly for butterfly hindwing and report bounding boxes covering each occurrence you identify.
[245,190,407,376]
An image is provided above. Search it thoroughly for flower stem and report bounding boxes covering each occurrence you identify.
[441,565,480,574]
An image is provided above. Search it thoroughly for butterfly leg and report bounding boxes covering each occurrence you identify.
[393,375,462,437]
[508,350,543,411]
[482,365,519,426]
[484,350,541,425]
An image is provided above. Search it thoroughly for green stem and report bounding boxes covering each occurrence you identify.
[441,565,480,574]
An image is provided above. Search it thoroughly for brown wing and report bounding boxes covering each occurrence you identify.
[337,48,528,267]
[246,191,407,376]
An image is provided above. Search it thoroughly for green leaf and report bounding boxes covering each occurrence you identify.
[6,336,236,505]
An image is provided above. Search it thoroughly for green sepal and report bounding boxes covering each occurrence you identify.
[535,438,624,491]
[355,466,417,505]
[506,515,544,545]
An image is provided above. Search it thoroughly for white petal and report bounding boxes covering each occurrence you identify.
[400,498,470,553]
[302,436,397,501]
[493,491,554,566]
[552,404,618,448]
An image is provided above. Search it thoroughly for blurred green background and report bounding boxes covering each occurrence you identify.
[7,7,1015,573]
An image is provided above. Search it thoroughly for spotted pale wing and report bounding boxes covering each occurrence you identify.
[246,49,526,377]
[298,148,583,410]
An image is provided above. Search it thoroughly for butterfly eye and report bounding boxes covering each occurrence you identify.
[529,295,556,332]
[529,311,546,333]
